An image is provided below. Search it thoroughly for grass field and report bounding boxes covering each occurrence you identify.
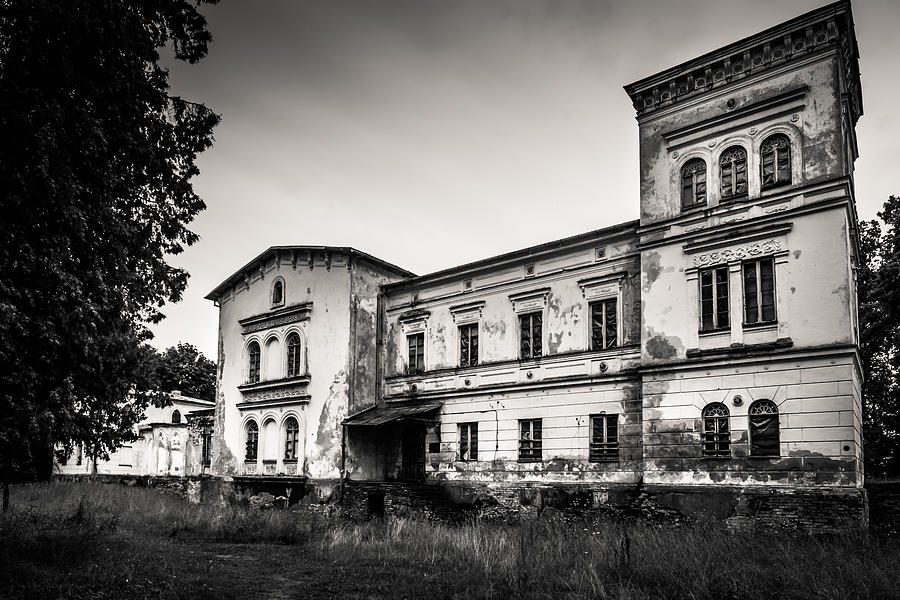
[0,482,897,600]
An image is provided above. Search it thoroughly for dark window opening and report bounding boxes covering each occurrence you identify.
[681,158,707,209]
[272,280,284,306]
[590,298,618,350]
[367,491,385,517]
[201,429,212,467]
[702,403,730,457]
[407,333,425,374]
[743,258,776,325]
[459,422,478,461]
[749,400,780,456]
[459,323,479,367]
[590,414,619,461]
[519,312,543,359]
[248,341,261,383]
[720,146,748,201]
[518,419,542,462]
[700,266,730,331]
[761,134,791,189]
[286,332,302,377]
[245,420,259,461]
[171,410,181,424]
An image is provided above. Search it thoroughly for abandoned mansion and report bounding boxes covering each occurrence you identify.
[203,1,868,526]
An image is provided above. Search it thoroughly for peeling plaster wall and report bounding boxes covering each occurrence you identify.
[213,254,354,480]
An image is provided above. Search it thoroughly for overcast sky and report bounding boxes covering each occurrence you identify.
[150,0,900,359]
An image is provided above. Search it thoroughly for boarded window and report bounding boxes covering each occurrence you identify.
[720,146,748,200]
[519,312,543,359]
[743,258,776,324]
[201,429,212,467]
[702,403,730,457]
[245,420,259,461]
[459,323,479,367]
[248,341,261,383]
[286,332,302,377]
[681,158,707,209]
[700,266,730,331]
[519,419,542,462]
[459,422,478,461]
[590,414,619,461]
[408,333,425,374]
[761,134,791,189]
[590,299,618,350]
[749,400,780,456]
[284,417,300,460]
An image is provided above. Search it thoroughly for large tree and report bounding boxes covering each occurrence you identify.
[153,342,217,401]
[0,0,219,503]
[858,195,900,479]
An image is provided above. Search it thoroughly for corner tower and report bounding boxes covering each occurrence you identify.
[625,0,865,515]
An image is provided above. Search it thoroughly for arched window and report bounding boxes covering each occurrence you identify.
[284,417,299,461]
[171,410,182,424]
[681,158,707,209]
[761,134,791,189]
[702,403,730,456]
[719,146,747,201]
[749,399,780,456]
[272,279,284,307]
[247,341,261,383]
[286,333,302,378]
[245,420,259,461]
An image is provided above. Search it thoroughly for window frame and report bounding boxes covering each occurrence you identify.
[719,145,749,202]
[748,399,780,457]
[699,265,730,332]
[518,418,543,463]
[518,312,543,360]
[407,332,425,375]
[681,158,708,210]
[760,134,792,190]
[271,277,285,308]
[245,420,259,462]
[742,257,777,326]
[701,403,731,457]
[589,297,619,350]
[458,422,479,461]
[171,410,182,424]
[589,414,619,462]
[284,416,300,461]
[286,332,303,378]
[459,322,479,368]
[247,341,261,384]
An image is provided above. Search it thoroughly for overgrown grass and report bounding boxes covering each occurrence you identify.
[1,482,898,599]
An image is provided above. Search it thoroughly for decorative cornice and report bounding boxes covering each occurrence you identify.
[624,2,861,124]
[690,239,784,268]
[239,302,312,335]
[237,376,311,404]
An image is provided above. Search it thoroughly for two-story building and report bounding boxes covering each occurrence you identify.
[207,1,867,527]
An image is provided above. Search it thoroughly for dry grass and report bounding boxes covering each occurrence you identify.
[1,481,897,600]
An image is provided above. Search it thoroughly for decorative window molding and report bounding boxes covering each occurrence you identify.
[691,239,783,269]
[508,288,550,313]
[449,301,484,324]
[760,133,792,189]
[398,309,429,334]
[577,273,625,300]
[239,302,312,335]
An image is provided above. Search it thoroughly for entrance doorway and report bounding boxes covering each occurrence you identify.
[400,422,426,481]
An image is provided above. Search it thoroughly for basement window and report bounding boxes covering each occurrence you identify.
[589,414,619,461]
[702,403,730,457]
[518,419,542,462]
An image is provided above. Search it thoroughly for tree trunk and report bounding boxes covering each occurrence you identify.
[91,450,98,476]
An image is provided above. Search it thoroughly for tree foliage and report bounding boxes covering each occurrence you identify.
[151,343,217,401]
[858,195,900,478]
[0,0,219,483]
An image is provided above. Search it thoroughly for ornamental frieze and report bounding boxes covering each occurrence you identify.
[692,239,782,268]
[241,383,308,402]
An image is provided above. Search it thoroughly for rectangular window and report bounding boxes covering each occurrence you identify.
[459,323,479,367]
[459,422,478,461]
[743,258,776,325]
[518,419,542,462]
[407,333,425,374]
[699,266,729,331]
[589,414,619,461]
[519,312,543,359]
[202,430,212,466]
[590,299,618,350]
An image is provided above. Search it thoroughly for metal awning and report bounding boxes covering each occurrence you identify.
[343,402,442,426]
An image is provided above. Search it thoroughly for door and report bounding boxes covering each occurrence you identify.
[400,422,426,481]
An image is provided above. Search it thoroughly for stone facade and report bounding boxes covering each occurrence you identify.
[207,1,867,528]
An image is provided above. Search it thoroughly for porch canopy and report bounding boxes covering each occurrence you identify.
[343,402,442,426]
